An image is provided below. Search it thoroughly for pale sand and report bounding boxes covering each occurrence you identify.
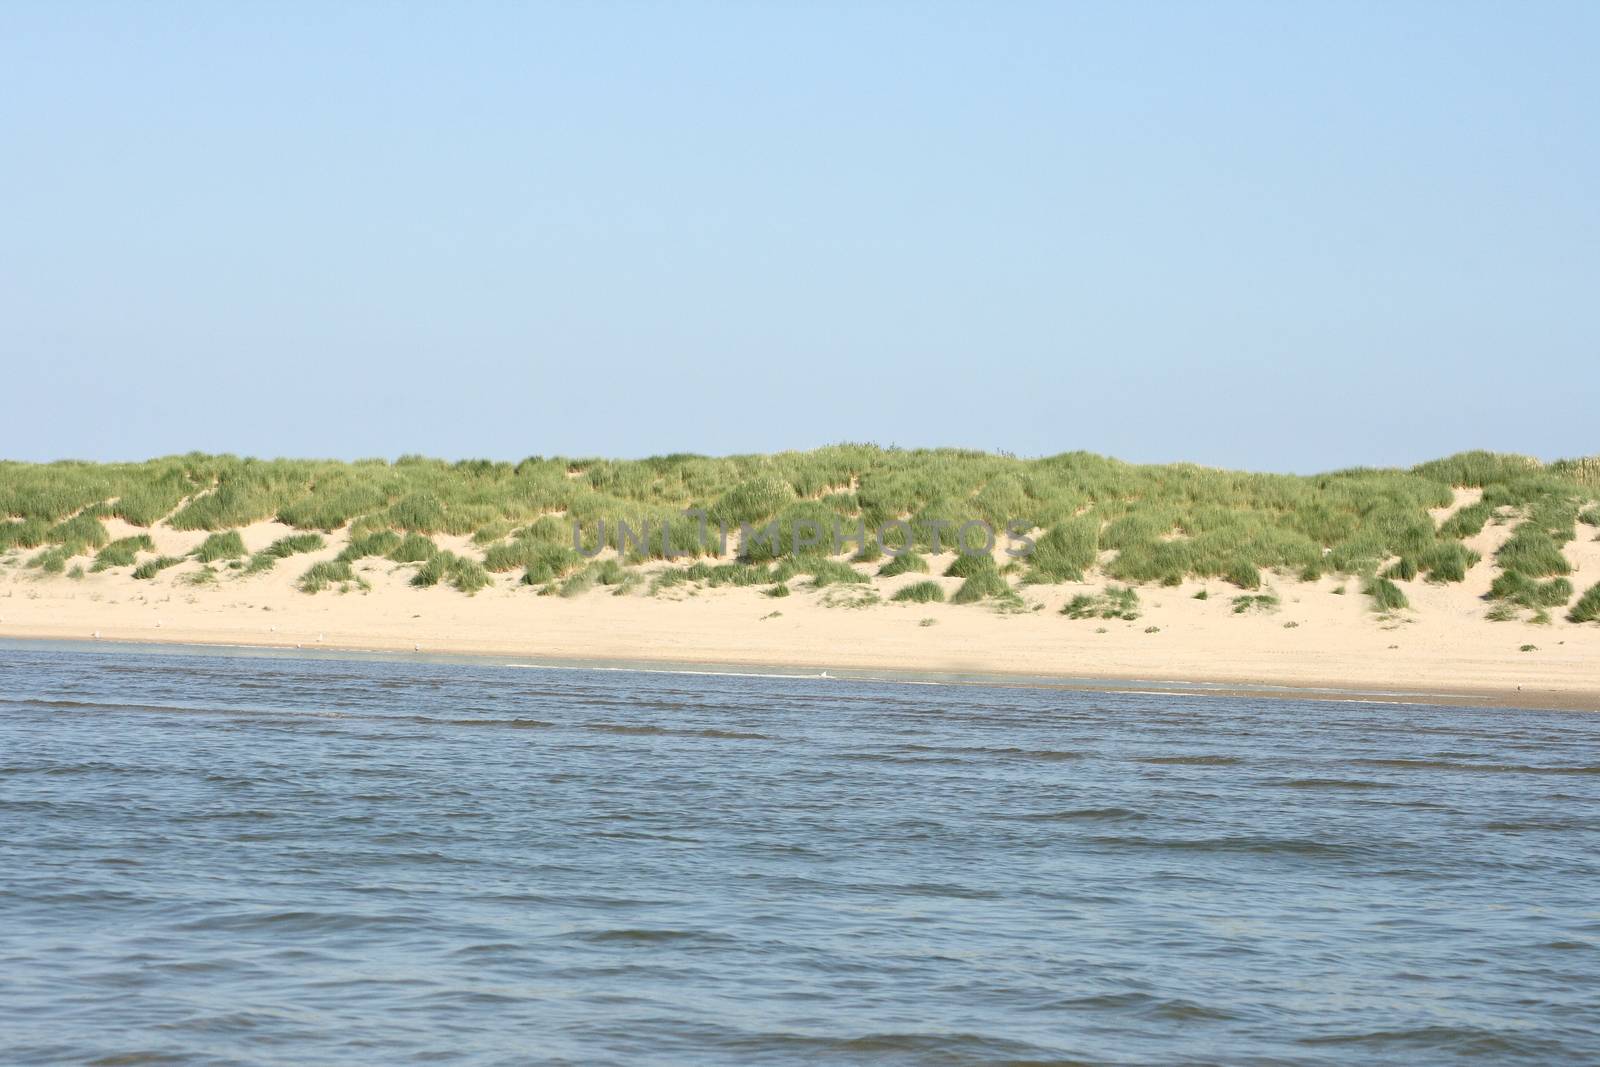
[3,509,1598,711]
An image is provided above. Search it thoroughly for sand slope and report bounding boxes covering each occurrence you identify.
[5,508,1599,710]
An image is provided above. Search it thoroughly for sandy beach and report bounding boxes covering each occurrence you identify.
[5,513,1598,711]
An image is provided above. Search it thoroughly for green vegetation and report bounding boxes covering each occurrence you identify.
[47,511,109,552]
[1232,593,1281,614]
[1439,500,1493,539]
[245,533,325,573]
[805,558,868,587]
[891,580,945,604]
[1415,541,1480,583]
[131,556,182,580]
[389,532,438,563]
[944,553,997,578]
[179,565,219,587]
[193,530,247,562]
[1488,572,1573,609]
[1496,526,1571,578]
[411,552,493,594]
[1363,576,1410,613]
[28,545,75,574]
[1061,585,1140,620]
[92,534,156,571]
[299,560,366,593]
[1026,519,1097,583]
[2,449,1596,611]
[1569,583,1600,624]
[878,551,929,577]
[951,568,1017,606]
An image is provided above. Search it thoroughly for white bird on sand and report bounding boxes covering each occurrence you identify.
[92,630,100,639]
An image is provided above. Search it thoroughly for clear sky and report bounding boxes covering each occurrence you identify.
[3,3,1596,472]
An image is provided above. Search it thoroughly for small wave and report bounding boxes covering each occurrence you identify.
[1007,807,1147,823]
[571,928,728,946]
[1298,1025,1555,1057]
[1136,754,1242,766]
[1089,834,1363,859]
[1039,990,1239,1021]
[1266,777,1392,790]
[1354,758,1600,775]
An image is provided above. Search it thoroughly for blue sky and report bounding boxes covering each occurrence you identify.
[3,3,1595,472]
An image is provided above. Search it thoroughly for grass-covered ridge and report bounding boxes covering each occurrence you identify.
[2,448,1596,611]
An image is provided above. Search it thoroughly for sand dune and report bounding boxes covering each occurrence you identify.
[3,513,1598,711]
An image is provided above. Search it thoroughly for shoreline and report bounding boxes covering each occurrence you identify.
[3,630,1594,713]
[4,506,1598,715]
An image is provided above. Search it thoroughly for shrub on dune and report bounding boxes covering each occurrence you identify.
[1026,519,1098,583]
[944,553,997,579]
[48,512,109,550]
[388,532,437,563]
[93,534,156,571]
[132,556,183,580]
[1569,583,1600,623]
[411,551,492,594]
[245,533,325,573]
[1488,572,1573,609]
[192,530,247,562]
[891,580,945,604]
[299,560,359,593]
[1416,541,1480,583]
[339,530,403,562]
[1363,576,1409,612]
[951,569,1016,606]
[878,551,929,578]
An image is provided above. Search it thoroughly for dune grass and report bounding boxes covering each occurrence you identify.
[92,534,156,571]
[1363,576,1410,613]
[1416,541,1481,583]
[28,545,76,574]
[518,544,585,586]
[1232,592,1281,614]
[1488,572,1573,609]
[411,552,493,594]
[47,512,109,551]
[131,556,183,580]
[5,448,1599,610]
[944,553,997,579]
[193,530,247,562]
[1570,583,1600,624]
[1495,527,1571,578]
[877,551,929,577]
[389,532,438,563]
[245,532,325,573]
[951,569,1017,606]
[797,557,868,587]
[891,580,945,604]
[299,560,365,593]
[1061,585,1139,620]
[1439,501,1493,539]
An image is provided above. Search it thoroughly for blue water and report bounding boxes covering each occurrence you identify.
[1,644,1598,1065]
